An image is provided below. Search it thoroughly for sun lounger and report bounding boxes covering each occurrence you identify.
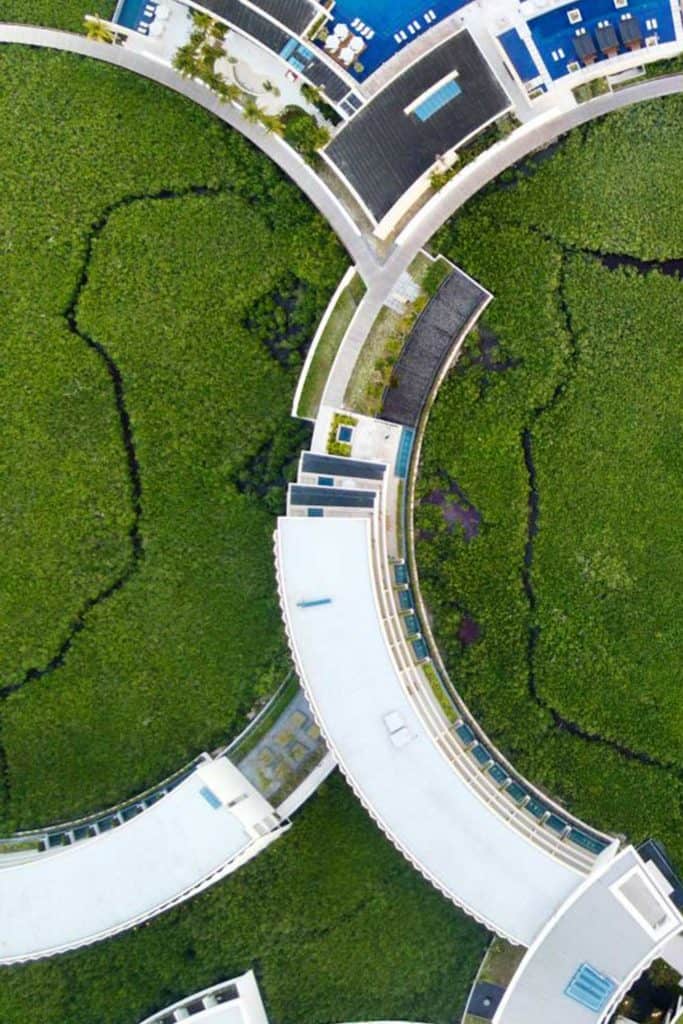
[366,28,375,38]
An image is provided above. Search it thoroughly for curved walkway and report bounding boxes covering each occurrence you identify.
[0,24,379,283]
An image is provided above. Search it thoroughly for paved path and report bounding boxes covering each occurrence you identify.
[0,24,379,282]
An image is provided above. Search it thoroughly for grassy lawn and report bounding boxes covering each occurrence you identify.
[0,775,488,1024]
[419,96,683,865]
[296,271,366,420]
[0,46,346,828]
[0,0,114,29]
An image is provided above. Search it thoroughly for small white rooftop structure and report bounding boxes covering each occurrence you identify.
[276,515,591,944]
[0,757,286,963]
[138,969,269,1024]
[495,847,683,1024]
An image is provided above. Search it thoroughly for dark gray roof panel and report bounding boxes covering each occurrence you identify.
[202,0,289,49]
[250,0,318,35]
[302,453,386,479]
[304,57,350,102]
[326,30,510,221]
[290,485,376,508]
[381,268,489,428]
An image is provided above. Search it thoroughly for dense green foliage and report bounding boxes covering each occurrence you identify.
[0,776,488,1024]
[0,46,345,826]
[420,97,683,861]
[0,0,114,30]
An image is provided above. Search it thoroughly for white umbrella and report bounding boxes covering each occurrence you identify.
[334,22,349,36]
[339,45,354,63]
[325,34,340,51]
[349,35,364,52]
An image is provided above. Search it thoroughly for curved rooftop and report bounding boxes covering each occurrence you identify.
[276,513,599,944]
[495,848,683,1024]
[138,969,269,1024]
[0,757,286,963]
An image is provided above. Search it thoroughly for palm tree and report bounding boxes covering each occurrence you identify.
[172,44,198,79]
[260,113,285,136]
[84,15,114,43]
[191,10,213,33]
[216,80,242,105]
[210,21,228,42]
[241,98,262,124]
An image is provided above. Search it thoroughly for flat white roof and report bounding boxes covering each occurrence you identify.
[277,516,582,944]
[495,848,683,1024]
[0,759,268,962]
[138,969,270,1024]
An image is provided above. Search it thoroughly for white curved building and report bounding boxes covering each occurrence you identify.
[137,970,269,1024]
[0,757,287,964]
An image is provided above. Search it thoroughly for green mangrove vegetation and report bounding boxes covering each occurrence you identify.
[0,45,345,827]
[0,0,114,30]
[419,96,683,863]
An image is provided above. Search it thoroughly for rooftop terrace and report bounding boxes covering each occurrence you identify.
[0,758,284,963]
[319,0,472,79]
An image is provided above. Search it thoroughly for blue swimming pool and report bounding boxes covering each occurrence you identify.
[322,0,472,78]
[115,0,149,30]
[529,0,676,80]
